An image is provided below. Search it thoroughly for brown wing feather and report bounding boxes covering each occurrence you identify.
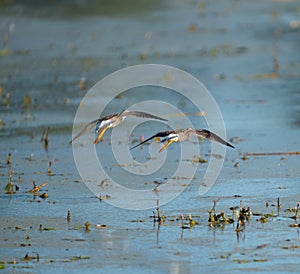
[122,110,167,121]
[69,113,119,144]
[195,129,234,148]
[69,118,100,144]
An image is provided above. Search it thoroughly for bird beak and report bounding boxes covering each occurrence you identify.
[94,127,108,144]
[159,139,174,152]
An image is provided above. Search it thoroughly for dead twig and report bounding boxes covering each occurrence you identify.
[28,182,48,193]
[244,151,300,157]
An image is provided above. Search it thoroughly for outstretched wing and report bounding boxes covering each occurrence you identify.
[130,130,174,150]
[69,118,100,144]
[121,110,168,121]
[195,129,235,148]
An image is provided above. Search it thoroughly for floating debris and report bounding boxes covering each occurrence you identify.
[99,194,111,201]
[70,256,90,261]
[22,95,31,109]
[79,77,87,91]
[99,179,110,188]
[188,24,197,32]
[252,72,278,79]
[139,52,147,60]
[244,151,300,157]
[289,202,299,220]
[289,223,300,228]
[28,181,47,193]
[229,136,245,144]
[96,224,107,229]
[22,252,39,262]
[38,224,60,231]
[39,193,49,199]
[191,155,207,164]
[28,153,34,161]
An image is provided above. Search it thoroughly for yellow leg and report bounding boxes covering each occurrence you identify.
[94,127,108,144]
[159,139,174,153]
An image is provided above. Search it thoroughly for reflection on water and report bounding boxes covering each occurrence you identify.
[0,0,300,273]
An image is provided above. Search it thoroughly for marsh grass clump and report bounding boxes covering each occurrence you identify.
[207,198,251,237]
[286,202,300,225]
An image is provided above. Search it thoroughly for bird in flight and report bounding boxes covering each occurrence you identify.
[130,127,234,152]
[69,110,167,144]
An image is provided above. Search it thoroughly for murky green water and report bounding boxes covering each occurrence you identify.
[1,0,300,273]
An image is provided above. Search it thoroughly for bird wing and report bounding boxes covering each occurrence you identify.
[130,130,174,150]
[69,118,100,144]
[121,110,168,121]
[195,129,235,148]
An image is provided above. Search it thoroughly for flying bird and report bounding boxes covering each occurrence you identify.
[69,110,167,144]
[130,128,234,152]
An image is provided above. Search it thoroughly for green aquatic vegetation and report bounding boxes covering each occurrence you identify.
[5,173,18,194]
[85,221,91,232]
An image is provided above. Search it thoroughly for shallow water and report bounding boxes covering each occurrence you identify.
[1,0,300,273]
